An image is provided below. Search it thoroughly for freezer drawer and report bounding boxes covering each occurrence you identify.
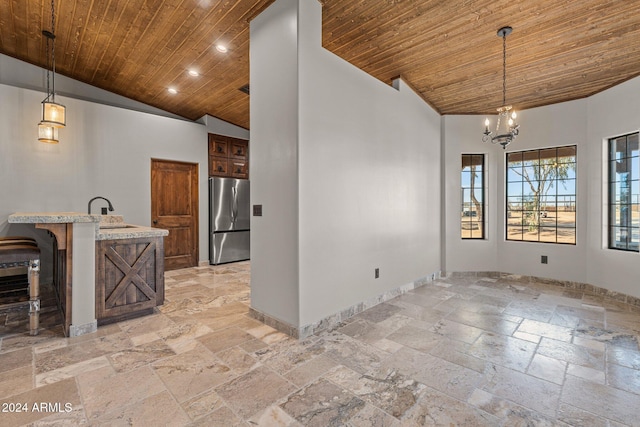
[210,231,250,265]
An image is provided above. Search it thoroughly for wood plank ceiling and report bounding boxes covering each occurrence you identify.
[1,0,640,129]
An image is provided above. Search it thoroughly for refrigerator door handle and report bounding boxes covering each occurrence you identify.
[231,186,238,223]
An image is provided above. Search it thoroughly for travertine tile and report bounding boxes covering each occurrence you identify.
[517,318,574,342]
[606,362,640,393]
[4,265,640,427]
[483,364,562,417]
[283,354,339,387]
[180,388,225,421]
[107,339,176,372]
[402,387,499,426]
[429,319,484,344]
[557,403,609,427]
[527,353,567,385]
[250,405,303,427]
[348,403,400,427]
[91,390,190,426]
[216,365,296,419]
[445,309,521,336]
[279,378,365,426]
[324,365,426,418]
[0,378,81,426]
[537,337,605,370]
[35,356,110,387]
[386,324,442,353]
[467,332,537,372]
[561,375,640,425]
[34,332,133,375]
[187,405,246,427]
[77,365,165,419]
[0,365,33,399]
[197,326,255,353]
[151,346,235,403]
[381,346,484,400]
[0,347,32,373]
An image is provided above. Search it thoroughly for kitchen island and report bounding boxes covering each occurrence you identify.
[8,212,168,336]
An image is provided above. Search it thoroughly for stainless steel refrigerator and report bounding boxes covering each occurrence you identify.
[209,177,250,265]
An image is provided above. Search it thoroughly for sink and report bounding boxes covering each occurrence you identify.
[99,224,139,229]
[98,215,125,228]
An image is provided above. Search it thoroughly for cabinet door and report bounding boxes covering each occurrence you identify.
[230,140,248,160]
[209,134,228,157]
[209,156,229,176]
[230,160,248,178]
[95,237,163,324]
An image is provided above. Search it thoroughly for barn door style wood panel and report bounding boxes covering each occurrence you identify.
[95,237,164,324]
[151,159,199,270]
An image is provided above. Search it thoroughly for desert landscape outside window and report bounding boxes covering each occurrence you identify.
[461,154,485,239]
[506,146,577,244]
[608,132,639,251]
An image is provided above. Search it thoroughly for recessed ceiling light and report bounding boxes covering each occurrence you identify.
[215,44,228,53]
[168,87,178,94]
[188,69,199,77]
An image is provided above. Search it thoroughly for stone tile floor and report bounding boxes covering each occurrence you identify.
[1,262,640,426]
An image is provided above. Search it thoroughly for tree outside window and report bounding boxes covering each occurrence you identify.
[461,154,484,239]
[506,146,576,244]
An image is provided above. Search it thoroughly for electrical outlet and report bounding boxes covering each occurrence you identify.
[375,268,379,279]
[541,255,548,264]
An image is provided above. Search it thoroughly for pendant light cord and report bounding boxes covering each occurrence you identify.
[50,0,56,102]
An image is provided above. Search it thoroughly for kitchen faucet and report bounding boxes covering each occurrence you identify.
[88,196,114,215]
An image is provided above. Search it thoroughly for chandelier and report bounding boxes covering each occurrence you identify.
[482,26,518,149]
[38,0,66,144]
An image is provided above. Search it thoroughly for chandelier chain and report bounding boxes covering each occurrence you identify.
[502,33,506,107]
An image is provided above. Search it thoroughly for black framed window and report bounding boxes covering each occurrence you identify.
[461,154,485,239]
[506,146,576,244]
[608,133,639,251]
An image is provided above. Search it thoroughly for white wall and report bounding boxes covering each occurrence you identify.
[586,77,640,298]
[443,77,640,298]
[0,83,209,266]
[1,54,250,267]
[249,0,301,326]
[250,0,441,328]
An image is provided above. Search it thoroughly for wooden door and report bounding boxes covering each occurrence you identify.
[151,159,199,270]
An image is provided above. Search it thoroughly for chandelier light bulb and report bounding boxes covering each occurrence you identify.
[484,118,490,127]
[508,118,514,126]
[511,111,517,119]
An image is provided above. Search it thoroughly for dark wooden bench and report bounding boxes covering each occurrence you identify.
[0,237,41,335]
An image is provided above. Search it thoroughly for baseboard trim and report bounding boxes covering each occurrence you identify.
[445,271,640,308]
[248,270,442,340]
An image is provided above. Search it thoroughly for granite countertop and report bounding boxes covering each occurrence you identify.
[9,212,101,224]
[9,212,168,240]
[96,224,168,240]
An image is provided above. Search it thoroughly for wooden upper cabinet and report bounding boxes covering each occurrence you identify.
[230,141,247,159]
[208,134,229,157]
[208,133,249,178]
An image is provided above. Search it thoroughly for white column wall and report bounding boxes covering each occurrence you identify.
[249,0,301,326]
[250,0,441,329]
[296,0,440,326]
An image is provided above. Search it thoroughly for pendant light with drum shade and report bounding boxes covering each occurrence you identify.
[38,0,66,144]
